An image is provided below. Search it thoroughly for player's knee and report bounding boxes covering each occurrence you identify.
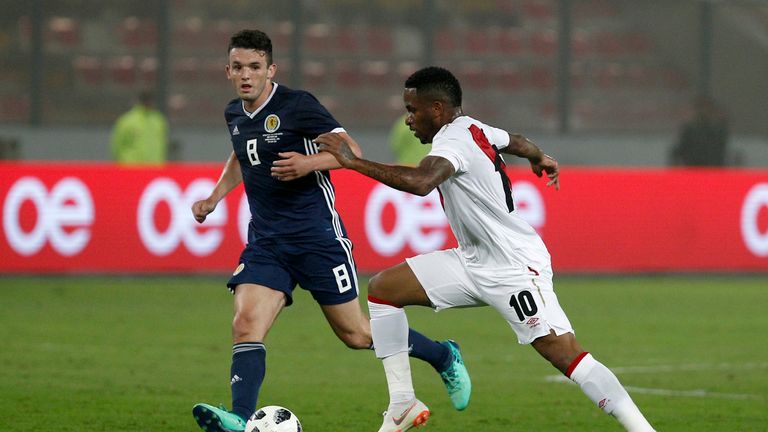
[367,272,390,300]
[231,311,259,341]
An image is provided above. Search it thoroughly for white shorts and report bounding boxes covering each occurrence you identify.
[406,248,574,344]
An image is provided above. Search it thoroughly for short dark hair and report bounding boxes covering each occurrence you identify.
[228,29,273,65]
[404,66,462,107]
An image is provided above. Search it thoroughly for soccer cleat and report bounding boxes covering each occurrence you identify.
[439,340,471,411]
[377,399,430,432]
[192,403,247,432]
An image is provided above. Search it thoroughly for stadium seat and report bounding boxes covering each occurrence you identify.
[494,63,525,91]
[594,62,624,88]
[47,16,81,48]
[336,27,361,53]
[361,60,392,88]
[173,57,201,82]
[302,60,328,89]
[304,23,331,53]
[334,61,362,87]
[624,31,653,55]
[107,56,137,85]
[521,0,556,21]
[593,31,623,57]
[571,29,592,57]
[495,28,525,55]
[528,64,555,91]
[73,55,103,85]
[529,29,557,57]
[173,17,205,49]
[466,28,492,55]
[139,57,158,84]
[366,26,393,55]
[434,29,458,54]
[119,16,158,48]
[459,61,490,90]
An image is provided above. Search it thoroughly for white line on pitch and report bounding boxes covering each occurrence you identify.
[544,362,766,400]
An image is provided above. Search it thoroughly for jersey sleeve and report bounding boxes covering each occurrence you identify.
[483,124,511,149]
[429,135,469,174]
[295,92,343,138]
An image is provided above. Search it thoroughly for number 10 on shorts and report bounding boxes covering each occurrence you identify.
[333,264,352,293]
[509,290,538,321]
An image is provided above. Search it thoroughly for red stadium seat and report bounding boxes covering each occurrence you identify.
[434,29,458,54]
[460,61,490,90]
[336,27,361,53]
[595,62,624,88]
[107,56,137,85]
[494,63,525,91]
[302,61,328,90]
[334,61,362,87]
[367,27,393,55]
[304,23,331,53]
[362,60,392,88]
[529,29,557,57]
[173,17,205,49]
[593,31,623,57]
[47,16,80,48]
[139,57,158,84]
[495,28,525,55]
[119,17,158,48]
[571,29,592,57]
[73,55,103,85]
[529,64,555,90]
[172,57,201,82]
[466,28,492,55]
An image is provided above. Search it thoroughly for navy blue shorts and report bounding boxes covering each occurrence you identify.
[227,237,359,306]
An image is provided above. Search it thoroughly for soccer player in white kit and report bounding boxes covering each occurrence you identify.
[316,66,655,432]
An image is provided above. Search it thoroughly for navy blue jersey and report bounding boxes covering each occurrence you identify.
[225,83,347,242]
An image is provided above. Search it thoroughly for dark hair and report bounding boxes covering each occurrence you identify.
[404,66,462,107]
[228,29,273,65]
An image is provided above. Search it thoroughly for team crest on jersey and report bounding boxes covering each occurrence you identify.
[264,114,280,133]
[233,263,245,276]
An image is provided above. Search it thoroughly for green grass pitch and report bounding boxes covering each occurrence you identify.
[1,275,766,431]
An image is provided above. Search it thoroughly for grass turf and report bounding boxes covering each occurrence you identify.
[1,275,766,431]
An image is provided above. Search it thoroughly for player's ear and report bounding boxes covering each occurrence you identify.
[267,64,277,80]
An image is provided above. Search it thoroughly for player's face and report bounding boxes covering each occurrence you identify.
[403,88,440,144]
[226,48,276,110]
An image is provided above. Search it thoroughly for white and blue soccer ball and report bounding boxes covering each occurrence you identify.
[245,405,302,432]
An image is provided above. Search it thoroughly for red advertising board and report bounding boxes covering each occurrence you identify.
[1,162,766,273]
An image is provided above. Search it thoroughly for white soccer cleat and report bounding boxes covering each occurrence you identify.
[377,399,430,432]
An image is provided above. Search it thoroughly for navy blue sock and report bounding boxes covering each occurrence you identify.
[407,329,452,373]
[230,342,266,422]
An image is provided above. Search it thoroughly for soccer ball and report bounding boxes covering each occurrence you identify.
[245,405,302,432]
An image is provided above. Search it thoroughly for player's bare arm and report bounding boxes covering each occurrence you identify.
[271,132,362,181]
[192,151,243,223]
[502,133,560,190]
[316,132,453,196]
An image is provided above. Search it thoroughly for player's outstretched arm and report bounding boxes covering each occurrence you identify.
[272,132,363,181]
[502,133,560,190]
[316,132,453,196]
[191,151,243,223]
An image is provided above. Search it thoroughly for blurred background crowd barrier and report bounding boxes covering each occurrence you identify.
[0,0,766,165]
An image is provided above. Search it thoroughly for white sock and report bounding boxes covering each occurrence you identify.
[568,353,655,432]
[368,300,409,358]
[368,300,414,406]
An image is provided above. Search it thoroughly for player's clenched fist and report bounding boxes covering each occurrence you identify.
[191,198,217,223]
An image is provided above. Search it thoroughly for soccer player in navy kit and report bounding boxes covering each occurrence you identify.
[190,31,470,432]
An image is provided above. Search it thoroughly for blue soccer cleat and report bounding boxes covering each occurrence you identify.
[439,340,472,411]
[192,403,247,432]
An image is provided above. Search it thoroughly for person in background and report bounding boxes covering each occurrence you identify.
[390,113,430,165]
[670,96,729,167]
[110,89,169,165]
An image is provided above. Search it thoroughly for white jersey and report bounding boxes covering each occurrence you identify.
[428,115,551,270]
